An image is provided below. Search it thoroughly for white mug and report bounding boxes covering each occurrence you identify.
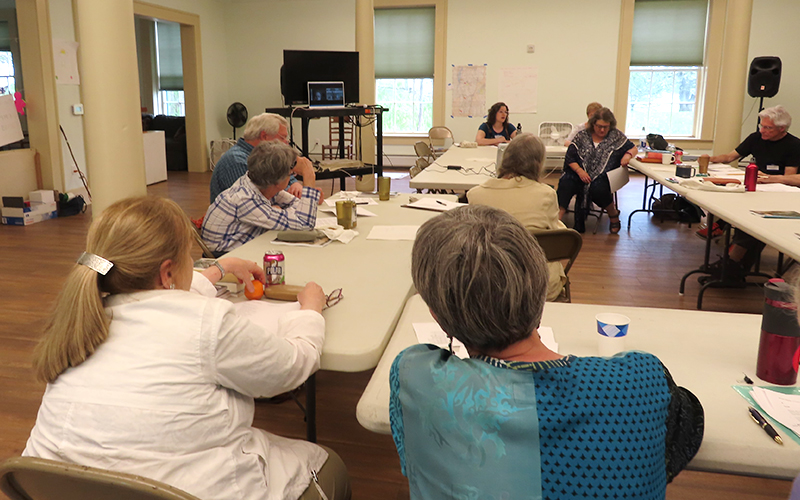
[661,153,675,165]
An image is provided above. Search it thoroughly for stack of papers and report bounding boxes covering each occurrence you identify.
[752,387,800,439]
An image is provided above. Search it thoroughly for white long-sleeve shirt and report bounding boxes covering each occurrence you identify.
[24,273,327,500]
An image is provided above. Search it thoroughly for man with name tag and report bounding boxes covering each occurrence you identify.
[209,113,311,202]
[700,105,800,280]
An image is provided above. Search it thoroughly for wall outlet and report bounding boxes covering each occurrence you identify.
[72,104,84,115]
[527,44,535,54]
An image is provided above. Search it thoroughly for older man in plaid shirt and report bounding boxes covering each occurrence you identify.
[202,141,321,255]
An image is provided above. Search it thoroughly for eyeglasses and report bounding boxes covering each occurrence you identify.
[759,124,778,131]
[323,288,343,310]
[595,124,610,130]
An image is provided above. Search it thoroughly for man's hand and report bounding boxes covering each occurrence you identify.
[757,173,781,184]
[293,156,316,189]
[286,182,304,198]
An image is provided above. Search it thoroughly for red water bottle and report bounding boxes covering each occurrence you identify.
[756,279,800,385]
[745,163,758,191]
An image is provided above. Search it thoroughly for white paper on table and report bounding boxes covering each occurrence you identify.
[404,198,467,212]
[315,217,339,228]
[411,322,559,359]
[233,301,301,338]
[412,322,469,359]
[757,183,800,192]
[367,225,419,240]
[751,387,800,437]
[324,197,379,207]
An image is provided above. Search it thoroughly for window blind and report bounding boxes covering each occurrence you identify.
[156,20,183,91]
[0,22,10,52]
[374,7,435,79]
[631,0,708,66]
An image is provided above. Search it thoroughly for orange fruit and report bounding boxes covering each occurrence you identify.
[244,280,264,300]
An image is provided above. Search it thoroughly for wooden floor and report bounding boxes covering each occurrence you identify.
[0,169,793,499]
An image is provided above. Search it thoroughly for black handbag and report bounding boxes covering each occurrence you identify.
[58,195,87,217]
[647,133,669,151]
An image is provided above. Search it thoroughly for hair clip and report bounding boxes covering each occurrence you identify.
[77,252,114,275]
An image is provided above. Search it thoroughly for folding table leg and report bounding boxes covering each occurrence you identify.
[306,373,317,443]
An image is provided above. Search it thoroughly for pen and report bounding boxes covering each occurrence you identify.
[748,406,783,445]
[436,200,447,206]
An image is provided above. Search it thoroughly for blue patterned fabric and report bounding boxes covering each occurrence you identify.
[209,138,298,203]
[390,346,676,500]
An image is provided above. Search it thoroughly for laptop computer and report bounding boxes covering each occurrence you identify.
[308,81,346,108]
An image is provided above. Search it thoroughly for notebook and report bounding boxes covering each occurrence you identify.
[308,81,346,108]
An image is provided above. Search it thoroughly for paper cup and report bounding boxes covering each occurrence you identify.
[698,155,710,174]
[596,313,629,357]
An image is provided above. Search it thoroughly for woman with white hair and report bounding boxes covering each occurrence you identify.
[467,133,567,301]
[390,205,703,499]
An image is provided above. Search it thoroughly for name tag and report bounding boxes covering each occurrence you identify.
[766,164,780,171]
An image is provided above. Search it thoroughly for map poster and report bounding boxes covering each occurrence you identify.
[499,66,537,114]
[451,65,486,118]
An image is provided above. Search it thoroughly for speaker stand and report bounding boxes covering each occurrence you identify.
[756,96,765,132]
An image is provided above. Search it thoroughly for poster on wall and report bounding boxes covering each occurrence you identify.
[53,40,81,85]
[451,65,486,118]
[0,94,23,148]
[499,66,537,114]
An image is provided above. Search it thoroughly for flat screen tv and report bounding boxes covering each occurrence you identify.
[281,50,360,105]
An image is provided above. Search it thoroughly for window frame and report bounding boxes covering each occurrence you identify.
[626,65,702,138]
[373,0,447,141]
[614,0,725,148]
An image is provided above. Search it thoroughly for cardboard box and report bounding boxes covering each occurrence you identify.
[1,202,57,218]
[29,190,56,203]
[2,210,58,226]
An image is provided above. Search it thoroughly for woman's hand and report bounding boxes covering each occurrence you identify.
[297,282,326,314]
[575,167,592,184]
[212,257,266,293]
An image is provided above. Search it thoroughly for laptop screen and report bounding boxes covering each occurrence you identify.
[308,81,345,107]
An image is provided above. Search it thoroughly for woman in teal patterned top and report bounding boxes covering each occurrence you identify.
[389,205,704,500]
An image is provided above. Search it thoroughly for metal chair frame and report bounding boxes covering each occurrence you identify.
[529,228,583,302]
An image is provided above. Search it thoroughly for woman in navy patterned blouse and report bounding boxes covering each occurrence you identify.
[390,205,703,500]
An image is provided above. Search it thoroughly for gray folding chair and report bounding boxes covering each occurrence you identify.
[0,457,200,500]
[529,228,583,302]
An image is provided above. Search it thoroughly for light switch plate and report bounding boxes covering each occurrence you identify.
[72,104,84,115]
[527,44,535,53]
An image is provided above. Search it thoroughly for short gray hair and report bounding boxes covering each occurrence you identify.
[760,105,792,130]
[243,113,289,141]
[247,141,294,188]
[412,205,549,353]
[497,133,545,181]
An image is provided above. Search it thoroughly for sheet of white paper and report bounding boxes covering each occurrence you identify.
[315,217,339,228]
[412,322,469,359]
[752,387,800,437]
[53,39,80,85]
[537,326,559,353]
[499,66,537,114]
[0,94,23,148]
[451,65,487,118]
[757,183,800,192]
[232,301,301,338]
[367,225,419,241]
[405,198,467,212]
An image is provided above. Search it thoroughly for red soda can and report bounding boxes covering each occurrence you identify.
[263,251,285,285]
[745,163,758,192]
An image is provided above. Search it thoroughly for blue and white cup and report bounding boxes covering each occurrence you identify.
[595,313,630,357]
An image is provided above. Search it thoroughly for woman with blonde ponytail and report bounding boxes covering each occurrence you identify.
[23,196,351,500]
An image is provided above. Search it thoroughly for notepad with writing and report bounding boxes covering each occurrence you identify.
[750,210,800,219]
[732,385,800,446]
[402,198,467,212]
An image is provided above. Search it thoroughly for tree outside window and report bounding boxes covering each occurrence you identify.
[626,66,699,138]
[377,78,432,134]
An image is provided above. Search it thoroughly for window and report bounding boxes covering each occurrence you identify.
[154,20,183,116]
[0,21,13,95]
[627,66,699,137]
[0,51,14,95]
[625,0,708,138]
[374,7,435,134]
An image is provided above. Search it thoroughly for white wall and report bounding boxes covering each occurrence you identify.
[139,0,231,142]
[49,0,86,191]
[222,0,356,151]
[740,0,800,140]
[444,0,622,143]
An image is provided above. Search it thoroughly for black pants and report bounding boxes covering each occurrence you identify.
[731,230,766,271]
[557,172,613,223]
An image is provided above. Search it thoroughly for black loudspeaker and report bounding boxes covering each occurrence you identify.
[748,57,782,98]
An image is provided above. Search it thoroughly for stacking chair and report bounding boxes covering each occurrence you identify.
[414,141,434,164]
[529,228,583,302]
[428,126,454,157]
[322,117,355,160]
[0,457,199,500]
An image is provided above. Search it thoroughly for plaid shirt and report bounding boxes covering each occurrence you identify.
[202,174,320,254]
[209,138,299,203]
